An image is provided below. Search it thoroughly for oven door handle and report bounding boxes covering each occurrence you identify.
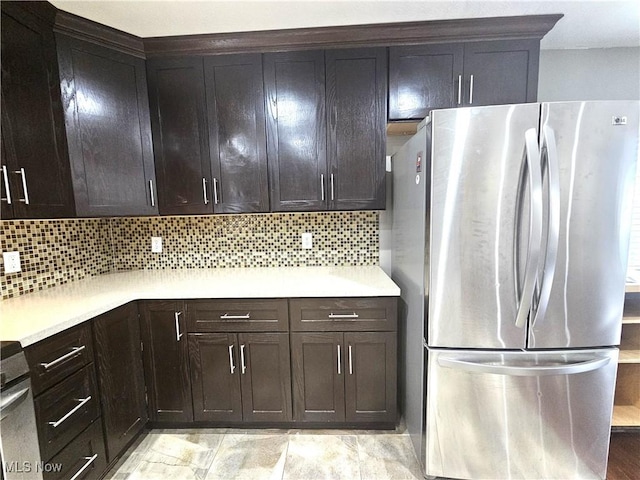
[0,386,30,419]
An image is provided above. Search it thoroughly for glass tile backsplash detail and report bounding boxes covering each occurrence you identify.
[1,212,379,299]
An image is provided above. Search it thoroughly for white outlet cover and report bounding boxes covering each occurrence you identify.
[3,251,21,273]
[151,237,163,253]
[301,232,313,249]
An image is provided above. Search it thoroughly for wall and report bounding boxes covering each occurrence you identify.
[0,212,379,299]
[538,47,640,101]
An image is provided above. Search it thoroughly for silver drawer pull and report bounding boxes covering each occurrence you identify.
[48,396,91,428]
[40,346,86,371]
[220,313,251,319]
[1,165,12,204]
[328,312,359,319]
[69,454,98,480]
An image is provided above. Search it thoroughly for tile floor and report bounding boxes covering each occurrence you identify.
[104,428,423,480]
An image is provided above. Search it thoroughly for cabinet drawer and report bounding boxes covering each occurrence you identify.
[25,323,93,395]
[35,364,100,461]
[43,420,107,480]
[187,299,289,332]
[289,297,398,332]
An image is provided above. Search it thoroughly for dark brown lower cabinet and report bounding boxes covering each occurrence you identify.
[189,332,292,423]
[92,303,147,462]
[291,331,396,425]
[139,301,193,423]
[43,420,107,480]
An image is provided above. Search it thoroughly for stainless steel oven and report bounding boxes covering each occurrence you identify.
[1,341,43,480]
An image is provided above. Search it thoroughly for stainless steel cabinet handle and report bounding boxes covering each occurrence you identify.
[174,311,183,341]
[1,166,12,204]
[213,178,219,205]
[228,344,235,374]
[321,174,325,201]
[69,454,98,480]
[240,344,247,374]
[202,178,209,205]
[149,180,155,207]
[337,344,342,375]
[457,75,462,105]
[13,168,29,204]
[328,312,359,319]
[40,346,86,371]
[220,313,251,319]
[48,396,91,428]
[348,345,353,375]
[330,174,335,201]
[469,74,474,104]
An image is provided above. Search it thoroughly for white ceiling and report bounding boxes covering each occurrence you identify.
[49,0,640,50]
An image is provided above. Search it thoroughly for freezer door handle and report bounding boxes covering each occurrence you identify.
[514,128,543,329]
[438,355,610,376]
[532,125,561,327]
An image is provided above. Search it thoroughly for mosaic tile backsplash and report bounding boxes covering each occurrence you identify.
[1,212,379,299]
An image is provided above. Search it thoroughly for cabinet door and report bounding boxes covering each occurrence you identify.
[92,303,147,462]
[0,5,74,218]
[462,40,539,106]
[147,57,212,215]
[56,34,157,217]
[188,333,242,422]
[291,332,344,422]
[264,51,327,211]
[205,54,269,213]
[239,333,292,422]
[139,301,192,423]
[388,44,464,120]
[344,332,397,424]
[326,48,387,210]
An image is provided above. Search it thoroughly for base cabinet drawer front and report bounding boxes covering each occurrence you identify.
[35,364,100,462]
[25,323,93,396]
[289,297,397,332]
[187,299,289,332]
[344,332,397,423]
[43,420,107,480]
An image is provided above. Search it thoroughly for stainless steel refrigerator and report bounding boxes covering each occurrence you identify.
[391,101,639,480]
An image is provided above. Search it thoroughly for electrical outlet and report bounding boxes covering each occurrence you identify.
[301,232,313,249]
[151,237,163,253]
[3,251,21,273]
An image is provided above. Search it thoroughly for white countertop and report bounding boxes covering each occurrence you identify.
[0,267,400,347]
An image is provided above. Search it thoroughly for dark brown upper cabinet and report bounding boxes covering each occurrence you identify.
[92,303,147,462]
[389,39,540,120]
[146,57,211,215]
[326,48,387,210]
[147,54,269,215]
[1,2,75,219]
[388,43,464,120]
[204,54,269,213]
[264,50,328,212]
[265,48,386,212]
[56,34,158,217]
[139,301,193,423]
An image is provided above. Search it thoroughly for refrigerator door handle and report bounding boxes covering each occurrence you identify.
[532,125,561,327]
[515,128,543,328]
[438,356,610,376]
